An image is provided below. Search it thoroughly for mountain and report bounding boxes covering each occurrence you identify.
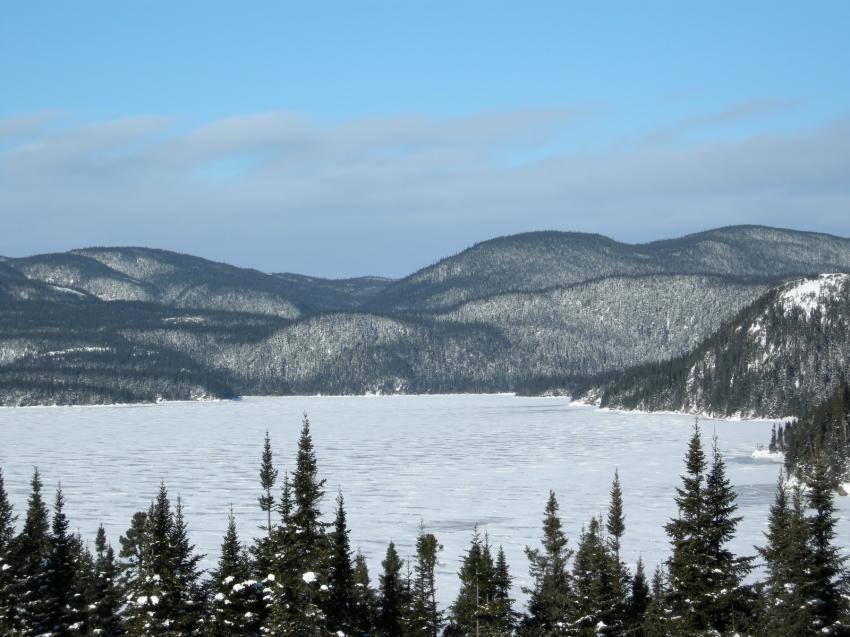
[369,226,850,311]
[574,274,850,418]
[2,225,850,406]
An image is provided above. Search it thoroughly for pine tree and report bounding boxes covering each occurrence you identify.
[377,541,406,637]
[409,526,441,637]
[208,509,263,636]
[802,457,848,634]
[0,466,17,634]
[90,525,124,637]
[14,467,53,635]
[522,490,573,635]
[327,491,356,634]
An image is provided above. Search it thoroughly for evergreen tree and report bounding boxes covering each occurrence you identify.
[802,457,848,634]
[0,466,17,634]
[570,517,620,635]
[377,541,406,637]
[493,545,516,635]
[409,526,441,637]
[703,437,752,633]
[641,566,668,637]
[605,469,630,631]
[208,509,263,636]
[521,490,573,635]
[90,525,124,637]
[352,550,377,636]
[170,496,204,635]
[13,467,53,635]
[327,491,356,634]
[119,510,149,586]
[253,431,278,578]
[447,527,491,636]
[627,558,650,636]
[46,486,88,635]
[264,415,328,636]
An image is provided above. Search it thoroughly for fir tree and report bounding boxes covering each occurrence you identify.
[522,490,573,635]
[0,466,17,634]
[91,525,124,637]
[641,566,668,637]
[291,413,327,566]
[377,541,406,637]
[14,467,53,635]
[254,430,278,577]
[446,527,490,636]
[208,509,262,636]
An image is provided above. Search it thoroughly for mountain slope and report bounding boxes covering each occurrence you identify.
[575,274,850,418]
[369,226,850,311]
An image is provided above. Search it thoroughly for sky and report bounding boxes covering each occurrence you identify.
[1,1,849,277]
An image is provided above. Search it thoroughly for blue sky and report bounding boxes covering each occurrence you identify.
[1,1,849,276]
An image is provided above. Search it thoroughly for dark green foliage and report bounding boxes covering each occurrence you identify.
[91,525,125,636]
[327,491,356,634]
[377,541,406,637]
[802,458,848,634]
[627,558,650,635]
[783,381,850,487]
[46,487,88,635]
[570,517,621,635]
[408,527,442,637]
[665,422,751,635]
[352,551,378,636]
[208,510,262,636]
[0,467,17,633]
[14,468,53,635]
[258,430,277,537]
[521,490,573,635]
[170,497,205,634]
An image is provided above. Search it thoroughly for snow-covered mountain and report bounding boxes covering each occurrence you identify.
[1,225,849,405]
[575,274,850,418]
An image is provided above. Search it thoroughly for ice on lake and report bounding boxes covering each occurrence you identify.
[1,394,846,608]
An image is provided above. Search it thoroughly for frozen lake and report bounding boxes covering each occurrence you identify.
[1,394,846,608]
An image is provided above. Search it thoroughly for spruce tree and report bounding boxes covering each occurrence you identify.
[119,510,149,586]
[170,496,204,635]
[352,551,377,636]
[522,490,573,635]
[14,467,53,635]
[703,437,751,633]
[0,466,17,634]
[377,541,406,637]
[46,486,87,635]
[327,491,356,634]
[493,545,516,635]
[254,430,278,577]
[91,525,124,637]
[570,517,620,635]
[802,457,848,634]
[641,566,668,637]
[409,527,441,637]
[627,558,650,635]
[208,509,262,636]
[605,469,630,631]
[447,527,490,636]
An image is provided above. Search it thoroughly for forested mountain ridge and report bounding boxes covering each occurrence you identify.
[2,225,850,405]
[369,225,850,311]
[574,274,850,418]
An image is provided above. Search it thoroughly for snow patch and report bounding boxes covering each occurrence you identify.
[751,449,785,463]
[779,274,848,317]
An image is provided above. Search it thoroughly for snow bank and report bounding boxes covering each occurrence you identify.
[751,449,784,463]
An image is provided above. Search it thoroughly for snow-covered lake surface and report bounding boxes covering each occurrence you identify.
[1,395,847,607]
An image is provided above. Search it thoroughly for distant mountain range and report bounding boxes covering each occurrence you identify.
[1,225,849,407]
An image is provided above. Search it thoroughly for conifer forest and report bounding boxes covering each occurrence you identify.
[1,412,848,637]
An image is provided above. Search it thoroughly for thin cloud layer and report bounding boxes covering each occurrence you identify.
[1,104,848,276]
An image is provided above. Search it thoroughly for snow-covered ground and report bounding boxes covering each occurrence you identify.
[0,395,847,607]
